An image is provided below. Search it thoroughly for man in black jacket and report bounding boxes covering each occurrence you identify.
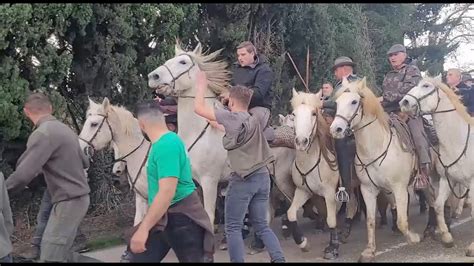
[222,41,275,142]
[446,69,474,116]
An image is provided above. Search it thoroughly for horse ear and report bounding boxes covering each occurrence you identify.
[278,114,285,125]
[88,96,96,107]
[174,38,183,55]
[342,77,349,87]
[360,77,367,88]
[292,88,299,97]
[193,42,202,55]
[102,97,111,113]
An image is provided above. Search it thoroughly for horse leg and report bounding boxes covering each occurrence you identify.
[359,185,378,262]
[465,184,474,257]
[434,177,454,247]
[133,194,148,226]
[454,196,465,219]
[287,187,312,252]
[322,189,339,260]
[201,176,219,230]
[377,193,389,228]
[340,188,358,243]
[393,186,420,244]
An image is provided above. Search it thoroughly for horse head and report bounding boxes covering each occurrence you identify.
[79,97,115,154]
[290,88,323,151]
[400,76,445,116]
[147,40,231,98]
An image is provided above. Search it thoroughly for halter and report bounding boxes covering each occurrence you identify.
[405,86,456,116]
[79,114,114,157]
[334,98,363,136]
[162,53,196,93]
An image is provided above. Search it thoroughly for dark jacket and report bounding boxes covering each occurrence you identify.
[6,115,90,203]
[454,81,474,115]
[231,55,274,109]
[381,58,422,113]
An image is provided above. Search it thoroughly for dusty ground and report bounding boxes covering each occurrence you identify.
[84,196,474,263]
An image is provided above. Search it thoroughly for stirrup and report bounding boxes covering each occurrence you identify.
[335,187,350,202]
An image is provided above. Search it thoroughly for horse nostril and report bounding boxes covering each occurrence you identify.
[402,99,409,106]
[152,73,160,80]
[336,127,343,133]
[302,138,308,145]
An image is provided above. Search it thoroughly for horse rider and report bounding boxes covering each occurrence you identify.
[321,56,360,202]
[446,68,474,116]
[153,91,178,132]
[381,44,431,189]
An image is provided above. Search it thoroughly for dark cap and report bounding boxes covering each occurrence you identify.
[387,44,406,55]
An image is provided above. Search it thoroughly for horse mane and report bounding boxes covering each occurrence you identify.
[176,43,231,95]
[351,78,389,130]
[291,91,336,168]
[290,90,322,110]
[94,104,141,137]
[427,78,474,125]
[315,109,337,170]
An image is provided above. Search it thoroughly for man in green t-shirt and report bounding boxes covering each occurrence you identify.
[129,100,214,262]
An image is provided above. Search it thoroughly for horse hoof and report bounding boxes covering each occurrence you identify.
[408,233,421,244]
[441,233,454,248]
[466,244,474,257]
[358,254,375,263]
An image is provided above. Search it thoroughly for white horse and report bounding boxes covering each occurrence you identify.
[147,42,296,230]
[79,98,150,226]
[288,89,341,259]
[330,77,420,262]
[400,77,474,257]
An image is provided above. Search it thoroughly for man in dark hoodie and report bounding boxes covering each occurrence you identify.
[381,44,430,187]
[446,69,474,116]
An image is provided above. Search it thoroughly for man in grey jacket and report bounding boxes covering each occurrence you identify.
[0,171,14,263]
[6,92,96,262]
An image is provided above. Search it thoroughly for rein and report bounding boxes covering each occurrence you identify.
[407,86,470,199]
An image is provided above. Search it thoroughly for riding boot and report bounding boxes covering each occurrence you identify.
[334,135,356,202]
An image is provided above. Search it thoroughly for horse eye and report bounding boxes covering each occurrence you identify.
[91,122,98,127]
[312,111,317,116]
[423,84,429,88]
[351,100,358,105]
[179,60,186,65]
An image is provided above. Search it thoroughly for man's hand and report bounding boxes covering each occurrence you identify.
[220,91,230,105]
[130,227,149,254]
[196,70,208,93]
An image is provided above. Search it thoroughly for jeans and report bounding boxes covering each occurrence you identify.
[131,213,206,262]
[225,170,285,262]
[32,190,86,247]
[407,116,431,165]
[0,254,12,263]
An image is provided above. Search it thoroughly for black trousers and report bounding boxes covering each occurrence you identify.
[130,213,205,262]
[334,135,356,189]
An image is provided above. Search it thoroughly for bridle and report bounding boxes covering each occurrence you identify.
[162,53,196,93]
[79,114,114,157]
[405,85,456,116]
[334,95,376,135]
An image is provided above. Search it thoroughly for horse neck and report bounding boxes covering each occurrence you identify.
[113,124,150,175]
[177,87,223,146]
[431,95,470,156]
[353,114,389,159]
